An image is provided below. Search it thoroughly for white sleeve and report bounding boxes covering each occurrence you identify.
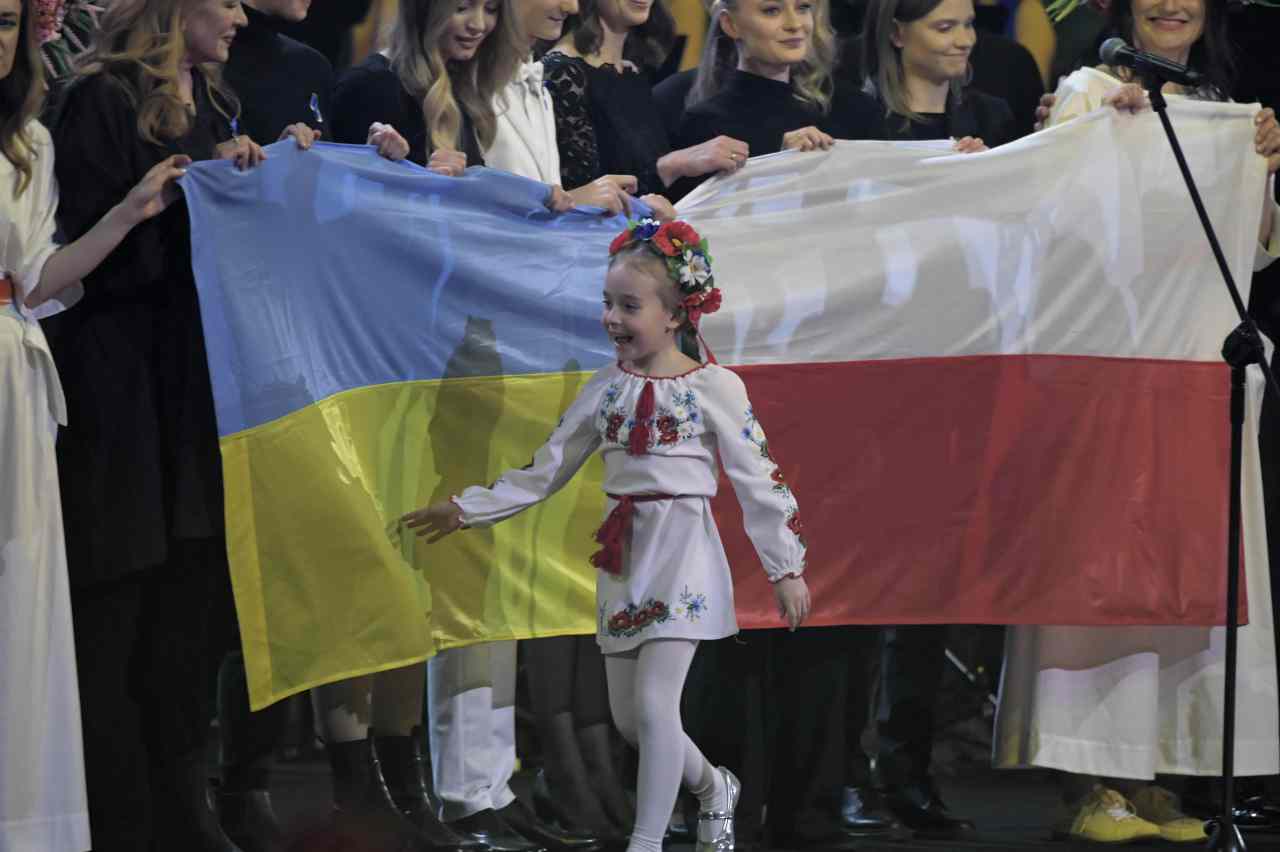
[702,366,807,582]
[17,123,80,318]
[1047,69,1111,128]
[453,369,608,527]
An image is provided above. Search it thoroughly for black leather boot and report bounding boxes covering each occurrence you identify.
[374,729,483,850]
[217,655,288,852]
[328,735,437,852]
[149,750,244,852]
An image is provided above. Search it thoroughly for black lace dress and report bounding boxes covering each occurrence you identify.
[541,52,671,195]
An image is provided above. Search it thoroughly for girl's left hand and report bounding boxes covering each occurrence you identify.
[953,136,988,154]
[367,122,411,161]
[772,575,811,631]
[120,154,193,225]
[1255,108,1280,175]
[782,126,835,152]
[401,501,465,542]
[280,122,321,150]
[216,134,267,171]
[639,194,677,223]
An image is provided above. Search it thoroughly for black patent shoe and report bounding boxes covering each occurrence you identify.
[884,780,975,838]
[839,786,898,835]
[451,808,546,852]
[498,799,601,851]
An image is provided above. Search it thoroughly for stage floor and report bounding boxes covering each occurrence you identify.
[265,753,1280,851]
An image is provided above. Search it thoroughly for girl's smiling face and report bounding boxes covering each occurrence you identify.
[602,256,682,371]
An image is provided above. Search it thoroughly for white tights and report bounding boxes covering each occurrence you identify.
[605,640,726,852]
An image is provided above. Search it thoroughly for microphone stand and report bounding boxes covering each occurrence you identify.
[1139,74,1280,852]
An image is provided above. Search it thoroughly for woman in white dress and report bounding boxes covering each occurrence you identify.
[0,1,195,850]
[403,218,811,852]
[993,0,1280,842]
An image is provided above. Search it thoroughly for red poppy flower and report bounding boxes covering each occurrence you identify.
[771,468,786,485]
[662,221,701,250]
[651,600,669,618]
[786,514,803,536]
[700,288,722,315]
[609,231,632,255]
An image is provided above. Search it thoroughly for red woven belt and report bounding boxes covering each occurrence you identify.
[0,276,13,305]
[590,493,682,575]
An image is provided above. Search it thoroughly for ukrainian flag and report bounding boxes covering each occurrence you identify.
[183,143,622,710]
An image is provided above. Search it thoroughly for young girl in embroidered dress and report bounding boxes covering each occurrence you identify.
[403,218,810,852]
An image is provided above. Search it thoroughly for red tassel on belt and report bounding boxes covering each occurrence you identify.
[590,493,677,575]
[627,380,656,456]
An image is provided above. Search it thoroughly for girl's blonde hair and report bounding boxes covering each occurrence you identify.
[387,0,524,155]
[861,0,966,125]
[687,0,836,112]
[1,0,47,196]
[75,0,239,145]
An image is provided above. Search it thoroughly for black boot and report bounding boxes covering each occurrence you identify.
[217,655,288,852]
[328,734,451,852]
[374,729,483,850]
[150,750,244,852]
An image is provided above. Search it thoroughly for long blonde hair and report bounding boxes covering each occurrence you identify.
[1,0,46,196]
[687,0,836,112]
[387,0,523,155]
[75,0,238,145]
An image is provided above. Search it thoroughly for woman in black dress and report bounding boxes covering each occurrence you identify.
[853,0,1011,837]
[670,0,881,200]
[541,0,749,215]
[48,1,274,848]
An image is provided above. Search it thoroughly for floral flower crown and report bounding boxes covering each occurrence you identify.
[608,218,723,327]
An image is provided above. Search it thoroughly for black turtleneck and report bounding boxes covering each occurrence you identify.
[668,69,879,199]
[224,5,333,145]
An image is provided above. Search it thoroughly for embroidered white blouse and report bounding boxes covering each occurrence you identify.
[453,362,807,652]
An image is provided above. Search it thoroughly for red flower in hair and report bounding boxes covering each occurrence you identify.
[608,231,633,255]
[653,221,701,256]
[685,287,723,326]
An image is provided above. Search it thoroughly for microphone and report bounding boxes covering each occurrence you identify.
[1099,37,1203,88]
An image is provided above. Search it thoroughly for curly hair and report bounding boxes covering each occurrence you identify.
[388,0,525,156]
[74,0,239,145]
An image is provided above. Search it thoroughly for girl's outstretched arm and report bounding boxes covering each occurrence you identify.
[400,367,615,536]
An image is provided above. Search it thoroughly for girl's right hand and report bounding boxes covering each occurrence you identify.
[429,148,467,177]
[401,501,465,543]
[782,126,834,152]
[772,575,811,631]
[566,175,638,216]
[367,122,411,161]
